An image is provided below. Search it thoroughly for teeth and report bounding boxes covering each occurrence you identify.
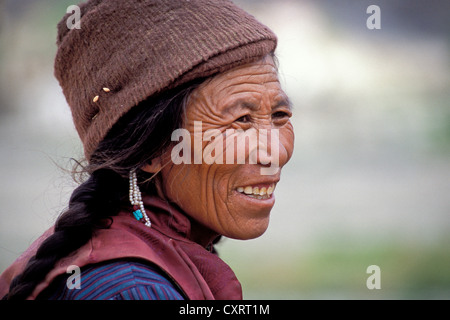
[259,187,266,196]
[244,186,253,194]
[237,184,275,199]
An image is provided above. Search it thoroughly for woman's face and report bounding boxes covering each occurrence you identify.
[152,56,294,240]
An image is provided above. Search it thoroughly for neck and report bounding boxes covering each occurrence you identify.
[188,217,221,250]
[142,193,220,250]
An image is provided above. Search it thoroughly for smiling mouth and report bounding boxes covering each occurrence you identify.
[236,184,275,200]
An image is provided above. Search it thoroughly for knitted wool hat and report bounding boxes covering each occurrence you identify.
[54,0,277,160]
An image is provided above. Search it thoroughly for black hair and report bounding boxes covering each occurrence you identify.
[4,80,203,300]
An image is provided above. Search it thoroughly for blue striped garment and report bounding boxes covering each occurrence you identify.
[46,260,185,300]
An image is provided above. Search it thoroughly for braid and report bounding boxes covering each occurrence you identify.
[3,79,203,300]
[5,170,126,300]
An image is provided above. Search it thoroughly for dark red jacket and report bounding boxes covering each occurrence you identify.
[0,196,242,300]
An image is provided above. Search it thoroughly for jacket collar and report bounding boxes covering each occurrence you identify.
[140,194,220,250]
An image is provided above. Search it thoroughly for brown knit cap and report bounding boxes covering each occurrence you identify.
[54,0,277,160]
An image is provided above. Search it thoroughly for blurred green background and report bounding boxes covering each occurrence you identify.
[1,0,449,299]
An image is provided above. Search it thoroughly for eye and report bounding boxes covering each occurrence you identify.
[272,111,290,120]
[235,115,251,123]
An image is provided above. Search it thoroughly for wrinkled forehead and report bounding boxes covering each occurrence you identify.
[188,56,286,109]
[201,55,279,92]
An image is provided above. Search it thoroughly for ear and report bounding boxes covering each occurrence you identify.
[141,157,162,174]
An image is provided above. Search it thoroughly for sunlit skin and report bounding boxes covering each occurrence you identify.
[143,55,295,243]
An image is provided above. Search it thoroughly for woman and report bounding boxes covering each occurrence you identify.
[0,0,294,300]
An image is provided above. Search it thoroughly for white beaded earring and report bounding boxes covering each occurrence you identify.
[129,169,151,227]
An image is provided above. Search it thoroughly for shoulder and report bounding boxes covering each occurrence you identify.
[43,260,185,300]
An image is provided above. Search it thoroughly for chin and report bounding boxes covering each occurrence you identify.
[224,216,271,240]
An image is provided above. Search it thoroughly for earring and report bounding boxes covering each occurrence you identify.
[129,170,151,227]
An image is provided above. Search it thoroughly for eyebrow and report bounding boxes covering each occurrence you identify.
[221,96,292,115]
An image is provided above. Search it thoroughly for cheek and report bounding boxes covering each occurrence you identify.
[159,163,212,231]
[160,159,259,239]
[165,166,200,197]
[159,159,225,221]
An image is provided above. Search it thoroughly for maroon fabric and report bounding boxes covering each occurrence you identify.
[0,196,242,300]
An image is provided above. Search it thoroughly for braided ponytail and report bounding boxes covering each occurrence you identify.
[6,170,125,300]
[4,80,203,300]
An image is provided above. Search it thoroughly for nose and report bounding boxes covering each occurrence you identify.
[254,127,291,175]
[256,128,277,164]
[223,123,293,175]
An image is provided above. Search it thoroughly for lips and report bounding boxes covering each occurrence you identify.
[236,183,275,200]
